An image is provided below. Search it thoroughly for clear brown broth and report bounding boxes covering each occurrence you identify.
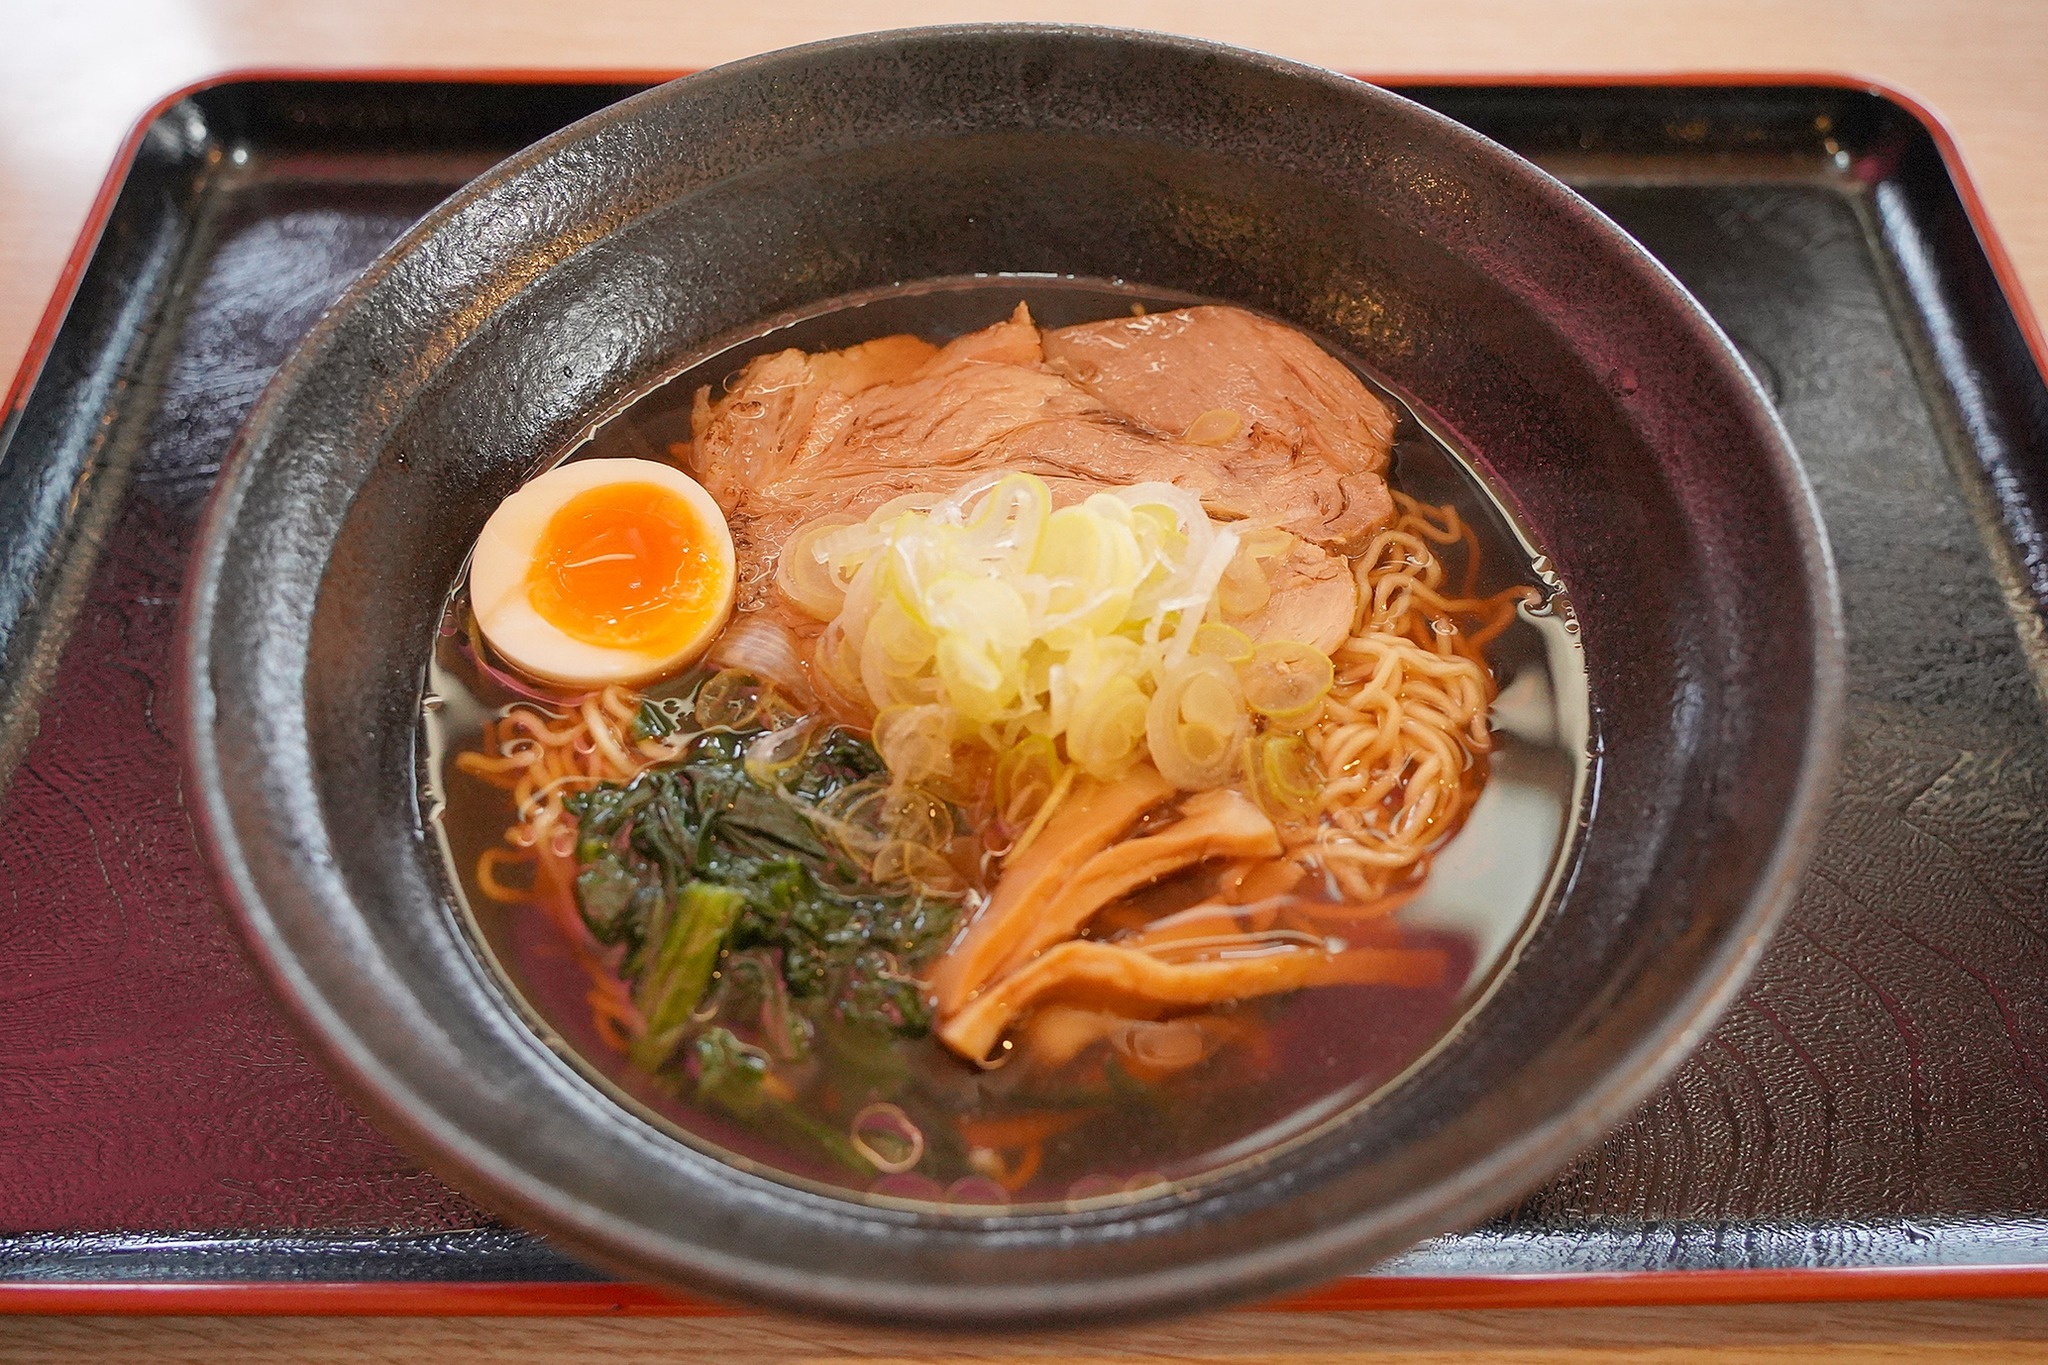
[421,275,1591,1210]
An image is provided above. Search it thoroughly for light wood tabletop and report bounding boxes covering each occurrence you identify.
[5,1297,2048,1362]
[5,1,2048,1359]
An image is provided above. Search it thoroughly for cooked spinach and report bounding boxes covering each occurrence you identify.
[630,696,685,742]
[630,881,747,1071]
[712,948,813,1062]
[691,1025,774,1116]
[563,724,958,1051]
[690,1026,872,1174]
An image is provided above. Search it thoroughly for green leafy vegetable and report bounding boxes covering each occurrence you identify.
[561,716,960,1175]
[630,881,747,1071]
[713,949,813,1062]
[692,1025,775,1117]
[632,698,679,742]
[564,724,954,1036]
[691,1026,873,1174]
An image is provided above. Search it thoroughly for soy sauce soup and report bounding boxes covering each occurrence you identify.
[423,277,1590,1209]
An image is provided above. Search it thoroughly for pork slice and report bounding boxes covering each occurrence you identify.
[987,418,1390,552]
[914,301,1046,370]
[1233,538,1359,655]
[693,392,1105,592]
[1042,305,1396,466]
[1043,306,1397,550]
[693,307,1118,584]
[829,355,1098,469]
[690,304,1398,602]
[687,332,936,510]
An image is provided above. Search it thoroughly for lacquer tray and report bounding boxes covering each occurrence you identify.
[2,74,2046,1315]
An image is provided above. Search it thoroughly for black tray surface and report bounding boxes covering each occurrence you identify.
[2,77,2045,1286]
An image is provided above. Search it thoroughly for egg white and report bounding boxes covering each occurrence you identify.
[469,457,735,688]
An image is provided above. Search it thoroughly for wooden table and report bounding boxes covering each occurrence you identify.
[5,1,2047,1358]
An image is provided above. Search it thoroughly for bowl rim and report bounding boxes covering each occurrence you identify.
[180,20,1846,1323]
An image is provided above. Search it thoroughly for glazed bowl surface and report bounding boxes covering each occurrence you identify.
[183,24,1842,1324]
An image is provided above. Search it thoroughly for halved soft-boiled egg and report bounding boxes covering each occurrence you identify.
[470,457,735,688]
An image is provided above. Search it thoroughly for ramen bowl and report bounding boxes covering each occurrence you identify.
[182,25,1842,1324]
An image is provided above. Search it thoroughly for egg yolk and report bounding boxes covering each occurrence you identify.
[526,481,726,654]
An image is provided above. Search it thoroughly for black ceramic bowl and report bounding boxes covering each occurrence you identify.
[183,25,1842,1324]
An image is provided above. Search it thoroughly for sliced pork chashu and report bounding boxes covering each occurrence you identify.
[686,303,1398,593]
[1041,305,1395,547]
[1235,538,1360,655]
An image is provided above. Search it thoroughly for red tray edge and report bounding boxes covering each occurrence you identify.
[5,1264,2048,1317]
[7,64,2046,1319]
